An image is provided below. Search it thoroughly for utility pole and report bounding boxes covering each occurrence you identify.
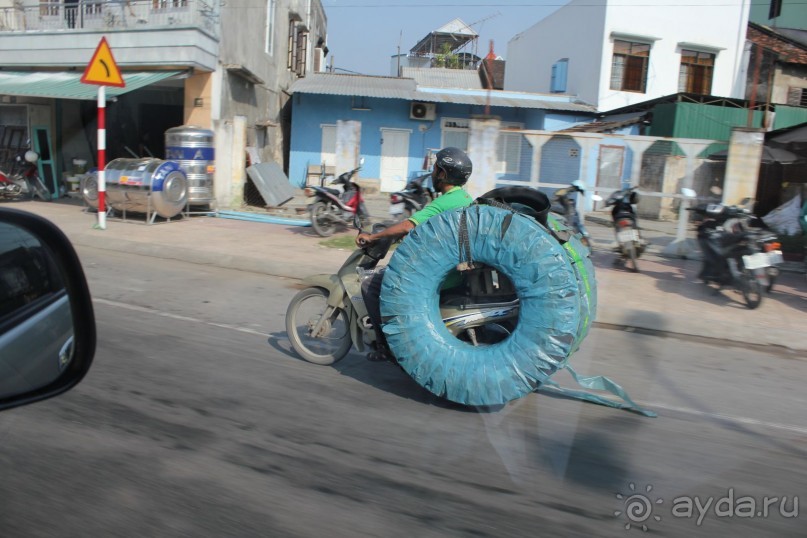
[747,43,763,128]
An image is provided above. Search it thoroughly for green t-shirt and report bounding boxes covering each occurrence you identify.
[408,186,473,226]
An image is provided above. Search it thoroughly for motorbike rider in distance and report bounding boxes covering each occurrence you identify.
[355,147,474,361]
[552,180,591,246]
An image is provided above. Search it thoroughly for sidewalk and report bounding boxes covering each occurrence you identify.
[9,197,807,352]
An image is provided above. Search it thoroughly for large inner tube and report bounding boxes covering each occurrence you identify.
[381,204,588,406]
[484,185,597,350]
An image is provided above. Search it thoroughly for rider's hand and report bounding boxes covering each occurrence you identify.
[356,233,373,247]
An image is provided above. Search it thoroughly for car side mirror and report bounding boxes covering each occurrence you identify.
[681,188,697,199]
[0,208,96,411]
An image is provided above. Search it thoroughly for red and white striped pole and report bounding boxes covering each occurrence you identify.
[97,85,106,230]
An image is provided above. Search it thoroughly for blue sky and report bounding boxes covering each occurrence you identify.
[322,1,569,77]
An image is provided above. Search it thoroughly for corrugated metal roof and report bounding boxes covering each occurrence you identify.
[290,72,596,112]
[401,67,482,89]
[0,70,181,100]
[289,74,416,99]
[413,89,597,112]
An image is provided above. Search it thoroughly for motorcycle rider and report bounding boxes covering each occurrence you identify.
[552,180,589,244]
[355,147,474,361]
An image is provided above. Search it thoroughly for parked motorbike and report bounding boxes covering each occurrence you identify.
[0,150,49,201]
[605,186,645,272]
[305,158,369,237]
[285,218,519,365]
[389,173,434,221]
[688,198,782,308]
[551,181,593,247]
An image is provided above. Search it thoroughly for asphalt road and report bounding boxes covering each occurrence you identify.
[0,247,804,537]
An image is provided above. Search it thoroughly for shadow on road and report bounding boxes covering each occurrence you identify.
[265,331,501,413]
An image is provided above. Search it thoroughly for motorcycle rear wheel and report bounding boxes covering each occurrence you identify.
[627,242,639,273]
[740,269,762,310]
[310,202,337,237]
[285,287,352,365]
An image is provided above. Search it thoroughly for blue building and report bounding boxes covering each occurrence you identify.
[288,68,597,191]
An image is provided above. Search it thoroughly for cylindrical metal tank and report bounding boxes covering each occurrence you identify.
[82,159,188,219]
[165,125,215,207]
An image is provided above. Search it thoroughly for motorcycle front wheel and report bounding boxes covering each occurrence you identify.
[310,202,337,237]
[285,287,352,365]
[740,269,762,309]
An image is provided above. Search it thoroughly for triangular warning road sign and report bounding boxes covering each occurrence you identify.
[81,37,125,87]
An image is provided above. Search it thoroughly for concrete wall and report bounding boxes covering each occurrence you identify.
[213,0,327,207]
[505,0,751,111]
[217,0,326,170]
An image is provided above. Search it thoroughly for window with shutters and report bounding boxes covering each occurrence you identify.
[287,18,308,76]
[296,28,308,75]
[610,40,650,93]
[769,0,783,19]
[678,49,714,95]
[551,59,568,93]
[786,87,807,107]
[497,128,523,175]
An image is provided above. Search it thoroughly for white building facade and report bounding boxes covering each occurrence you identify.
[504,0,751,111]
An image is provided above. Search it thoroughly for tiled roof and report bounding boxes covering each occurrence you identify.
[747,23,807,65]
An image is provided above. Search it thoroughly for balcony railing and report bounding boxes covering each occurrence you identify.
[0,0,218,37]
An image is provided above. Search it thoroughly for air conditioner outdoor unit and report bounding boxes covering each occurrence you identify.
[410,102,436,121]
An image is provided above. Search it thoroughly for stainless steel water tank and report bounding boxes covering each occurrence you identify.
[82,159,188,219]
[165,125,214,207]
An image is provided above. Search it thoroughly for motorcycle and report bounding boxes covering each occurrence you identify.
[605,186,645,272]
[305,158,369,237]
[285,218,519,365]
[551,181,593,248]
[688,199,782,308]
[0,149,49,201]
[389,173,434,221]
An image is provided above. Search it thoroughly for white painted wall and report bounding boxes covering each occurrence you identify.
[506,0,606,106]
[505,0,750,112]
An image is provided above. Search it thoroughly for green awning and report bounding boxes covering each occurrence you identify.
[0,70,181,100]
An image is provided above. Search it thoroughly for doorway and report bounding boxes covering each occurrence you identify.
[380,128,410,192]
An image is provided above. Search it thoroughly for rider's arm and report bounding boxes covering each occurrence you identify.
[357,219,415,246]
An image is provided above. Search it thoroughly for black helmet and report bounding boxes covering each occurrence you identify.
[434,147,472,186]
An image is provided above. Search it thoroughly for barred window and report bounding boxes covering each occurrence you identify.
[786,87,807,107]
[610,40,650,93]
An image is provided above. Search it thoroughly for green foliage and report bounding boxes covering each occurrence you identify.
[434,43,461,69]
